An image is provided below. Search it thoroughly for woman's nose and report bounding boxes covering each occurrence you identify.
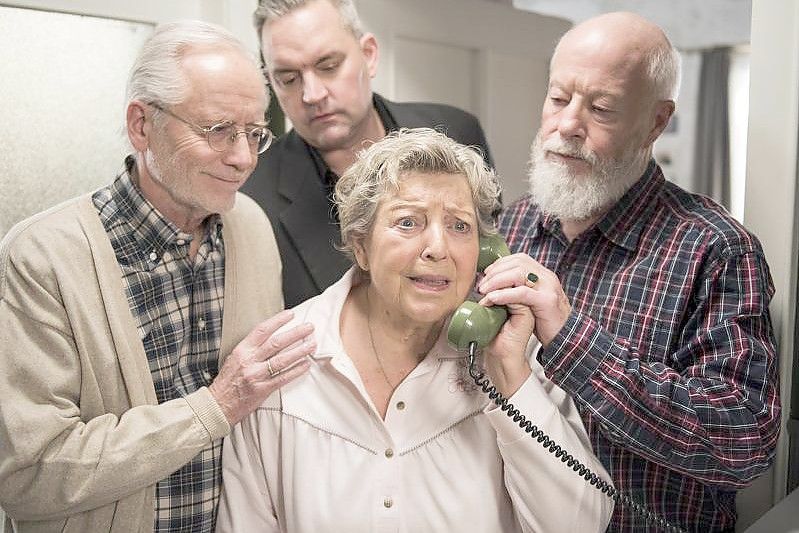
[421,226,447,261]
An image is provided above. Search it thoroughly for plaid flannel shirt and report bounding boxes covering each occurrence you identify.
[93,164,225,532]
[498,162,780,532]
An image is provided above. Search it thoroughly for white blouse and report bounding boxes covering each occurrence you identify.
[216,269,614,533]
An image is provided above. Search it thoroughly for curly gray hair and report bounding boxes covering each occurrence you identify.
[334,127,501,265]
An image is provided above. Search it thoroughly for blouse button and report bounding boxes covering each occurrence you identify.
[383,497,393,508]
[384,448,394,458]
[396,401,406,410]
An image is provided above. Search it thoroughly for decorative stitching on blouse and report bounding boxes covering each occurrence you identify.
[401,409,484,455]
[257,406,379,455]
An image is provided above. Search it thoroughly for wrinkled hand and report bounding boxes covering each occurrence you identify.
[209,310,315,426]
[475,253,571,395]
[478,253,571,348]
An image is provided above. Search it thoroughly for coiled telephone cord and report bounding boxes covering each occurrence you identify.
[467,341,687,533]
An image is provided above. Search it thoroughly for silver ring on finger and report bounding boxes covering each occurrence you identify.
[267,358,279,377]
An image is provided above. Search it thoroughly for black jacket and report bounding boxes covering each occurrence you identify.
[241,94,494,309]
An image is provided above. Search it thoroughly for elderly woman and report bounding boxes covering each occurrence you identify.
[216,128,613,532]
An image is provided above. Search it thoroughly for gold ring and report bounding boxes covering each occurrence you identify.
[525,272,539,288]
[267,359,278,377]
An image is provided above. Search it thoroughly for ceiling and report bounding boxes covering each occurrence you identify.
[500,0,752,49]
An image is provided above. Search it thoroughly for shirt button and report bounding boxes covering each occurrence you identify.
[383,497,393,508]
[197,318,206,330]
[396,401,406,410]
[384,448,394,458]
[202,370,212,382]
[149,251,158,262]
[176,238,186,246]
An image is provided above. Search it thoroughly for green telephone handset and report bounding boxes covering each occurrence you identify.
[447,233,510,352]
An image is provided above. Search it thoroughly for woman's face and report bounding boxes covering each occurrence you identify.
[354,171,479,327]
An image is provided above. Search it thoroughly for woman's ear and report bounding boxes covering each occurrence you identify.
[352,240,369,271]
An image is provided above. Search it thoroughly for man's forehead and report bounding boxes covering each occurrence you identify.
[550,44,645,90]
[262,26,357,70]
[260,2,358,61]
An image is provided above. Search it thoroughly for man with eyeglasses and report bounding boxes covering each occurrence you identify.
[243,0,495,309]
[0,20,314,533]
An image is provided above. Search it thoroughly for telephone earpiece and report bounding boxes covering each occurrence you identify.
[447,234,511,352]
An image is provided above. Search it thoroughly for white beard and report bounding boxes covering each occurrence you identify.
[527,131,650,222]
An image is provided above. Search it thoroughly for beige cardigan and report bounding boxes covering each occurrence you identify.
[0,193,283,533]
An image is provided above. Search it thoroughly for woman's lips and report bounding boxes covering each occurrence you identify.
[408,275,451,291]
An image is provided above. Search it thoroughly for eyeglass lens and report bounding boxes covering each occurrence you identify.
[206,124,272,154]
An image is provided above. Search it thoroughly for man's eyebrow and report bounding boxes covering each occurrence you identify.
[270,51,344,74]
[315,52,344,65]
[548,81,622,100]
[271,66,297,76]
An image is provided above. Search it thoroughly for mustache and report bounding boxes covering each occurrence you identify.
[538,137,599,166]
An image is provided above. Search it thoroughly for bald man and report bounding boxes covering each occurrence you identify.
[488,12,780,533]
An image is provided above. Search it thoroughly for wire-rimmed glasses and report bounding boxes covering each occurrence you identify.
[150,102,274,154]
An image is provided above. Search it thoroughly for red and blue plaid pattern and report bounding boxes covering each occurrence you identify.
[499,162,780,532]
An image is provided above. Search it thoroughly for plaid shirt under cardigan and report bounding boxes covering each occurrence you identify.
[93,165,225,532]
[498,162,780,532]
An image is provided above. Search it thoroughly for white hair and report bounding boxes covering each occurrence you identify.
[126,19,264,110]
[645,39,682,101]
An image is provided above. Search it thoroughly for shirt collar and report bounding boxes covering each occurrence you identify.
[113,155,223,257]
[594,160,664,252]
[305,268,458,365]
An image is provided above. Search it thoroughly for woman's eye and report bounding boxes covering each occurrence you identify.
[453,220,471,233]
[397,217,416,228]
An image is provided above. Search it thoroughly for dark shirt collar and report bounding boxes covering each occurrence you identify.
[114,155,223,256]
[306,93,397,186]
[538,159,663,252]
[595,159,663,251]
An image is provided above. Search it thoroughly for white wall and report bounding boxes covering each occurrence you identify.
[652,51,700,193]
[743,2,799,529]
